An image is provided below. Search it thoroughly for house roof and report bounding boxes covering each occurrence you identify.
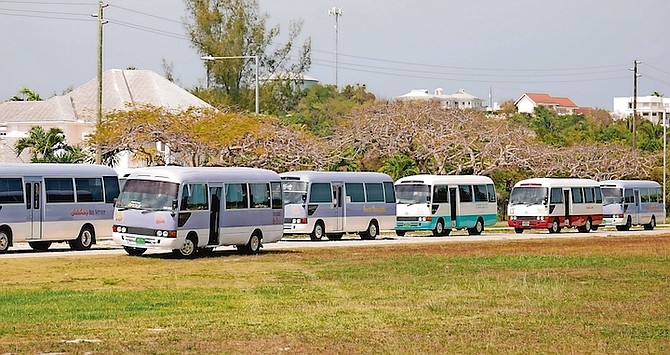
[0,69,212,125]
[396,89,435,100]
[517,92,578,108]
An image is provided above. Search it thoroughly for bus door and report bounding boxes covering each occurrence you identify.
[563,188,571,226]
[332,182,344,231]
[632,189,641,225]
[449,187,457,228]
[25,177,43,239]
[208,184,223,245]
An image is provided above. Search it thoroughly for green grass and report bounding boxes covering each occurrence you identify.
[0,236,669,354]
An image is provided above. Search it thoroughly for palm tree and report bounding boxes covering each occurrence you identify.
[10,87,42,101]
[14,126,68,162]
[379,154,420,181]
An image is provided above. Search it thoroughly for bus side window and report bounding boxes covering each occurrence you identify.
[458,185,473,203]
[584,187,595,203]
[250,183,270,208]
[0,178,24,205]
[571,187,583,203]
[486,184,496,203]
[103,176,120,203]
[550,188,562,204]
[270,182,282,209]
[383,181,395,203]
[640,188,650,203]
[594,187,603,204]
[624,189,634,204]
[225,183,248,209]
[433,185,448,203]
[182,183,209,210]
[25,182,31,209]
[473,185,488,202]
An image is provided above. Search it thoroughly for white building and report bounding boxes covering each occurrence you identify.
[395,88,485,110]
[515,93,579,115]
[612,95,669,125]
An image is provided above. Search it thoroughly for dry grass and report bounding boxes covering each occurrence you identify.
[0,235,669,354]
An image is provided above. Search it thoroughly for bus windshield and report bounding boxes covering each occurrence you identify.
[281,181,308,205]
[117,179,179,211]
[395,184,430,204]
[601,187,623,205]
[509,186,548,205]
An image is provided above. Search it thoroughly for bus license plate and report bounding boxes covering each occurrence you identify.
[136,237,145,245]
[522,221,530,227]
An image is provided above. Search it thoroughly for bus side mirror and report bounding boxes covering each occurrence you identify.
[301,194,307,203]
[172,199,179,211]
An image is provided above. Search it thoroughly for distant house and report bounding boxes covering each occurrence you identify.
[515,93,579,115]
[0,69,212,164]
[396,88,485,110]
[260,71,320,90]
[613,95,669,125]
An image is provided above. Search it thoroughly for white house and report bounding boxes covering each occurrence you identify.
[515,93,579,115]
[612,95,669,124]
[0,69,212,165]
[396,88,485,110]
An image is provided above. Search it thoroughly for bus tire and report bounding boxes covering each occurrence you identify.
[69,226,94,250]
[361,221,379,240]
[240,232,262,254]
[395,230,406,237]
[443,229,451,236]
[548,218,561,234]
[310,221,325,241]
[514,228,524,234]
[28,241,52,251]
[578,218,592,233]
[123,246,146,256]
[432,219,445,236]
[644,215,656,230]
[0,228,12,252]
[616,216,632,231]
[467,218,484,236]
[174,234,198,258]
[326,233,344,240]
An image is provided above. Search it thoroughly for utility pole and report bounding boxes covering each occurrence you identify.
[92,1,108,164]
[631,60,641,150]
[328,6,342,89]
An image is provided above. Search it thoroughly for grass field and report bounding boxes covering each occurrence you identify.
[0,235,669,354]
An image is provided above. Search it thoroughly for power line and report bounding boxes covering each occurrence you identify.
[0,7,91,17]
[110,4,183,24]
[0,0,91,4]
[106,17,190,41]
[0,10,93,21]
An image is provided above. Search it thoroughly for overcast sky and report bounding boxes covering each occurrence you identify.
[1,0,669,109]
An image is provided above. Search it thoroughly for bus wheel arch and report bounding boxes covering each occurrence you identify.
[361,220,379,240]
[578,218,592,233]
[311,220,325,241]
[175,232,198,258]
[467,217,484,236]
[69,224,95,250]
[616,216,632,231]
[548,218,561,234]
[0,226,12,252]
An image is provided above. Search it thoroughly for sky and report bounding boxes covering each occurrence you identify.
[1,0,670,109]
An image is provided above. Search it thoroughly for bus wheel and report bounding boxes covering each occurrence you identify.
[29,241,52,251]
[616,217,632,231]
[443,229,451,236]
[123,246,146,256]
[578,218,592,233]
[467,218,484,236]
[310,222,325,241]
[361,221,379,240]
[175,235,198,258]
[514,228,524,234]
[644,216,656,230]
[432,219,445,236]
[326,233,344,240]
[69,226,94,250]
[0,229,10,252]
[395,230,406,237]
[548,218,561,234]
[240,233,262,254]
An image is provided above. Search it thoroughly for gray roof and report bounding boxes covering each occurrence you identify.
[0,69,212,124]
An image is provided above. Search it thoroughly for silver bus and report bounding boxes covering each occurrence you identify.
[112,166,284,257]
[0,163,119,252]
[281,171,396,240]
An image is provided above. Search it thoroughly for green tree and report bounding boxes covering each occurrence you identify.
[185,0,311,111]
[378,154,420,181]
[637,121,663,152]
[11,87,42,101]
[14,126,83,162]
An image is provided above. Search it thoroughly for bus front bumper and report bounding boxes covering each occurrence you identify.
[113,232,183,250]
[395,219,436,231]
[508,218,550,229]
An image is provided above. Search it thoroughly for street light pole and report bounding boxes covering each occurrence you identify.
[664,110,667,223]
[201,55,259,115]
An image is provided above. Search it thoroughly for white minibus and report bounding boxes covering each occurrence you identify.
[112,166,283,257]
[507,178,603,233]
[281,171,396,240]
[395,175,498,236]
[600,180,664,231]
[0,163,119,252]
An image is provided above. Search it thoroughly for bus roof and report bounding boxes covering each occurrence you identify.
[513,177,599,188]
[0,163,117,177]
[279,171,393,184]
[395,174,493,185]
[126,166,280,183]
[600,180,661,189]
